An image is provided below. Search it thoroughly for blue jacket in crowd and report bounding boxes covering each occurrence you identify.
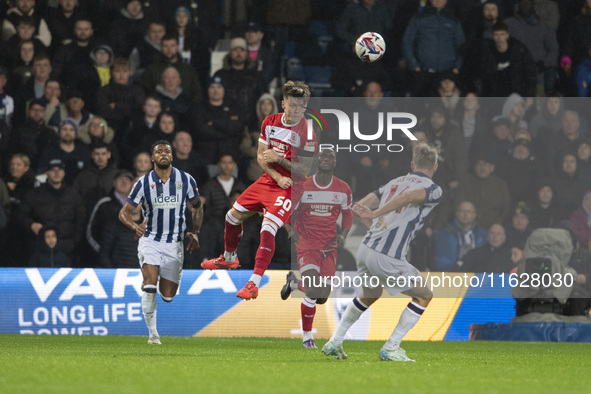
[433,220,488,271]
[402,5,465,72]
[575,57,591,98]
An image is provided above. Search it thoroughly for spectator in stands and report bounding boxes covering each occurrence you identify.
[244,21,277,86]
[141,35,202,106]
[132,151,152,180]
[194,76,244,164]
[570,190,591,249]
[463,0,501,44]
[544,110,584,175]
[15,54,52,118]
[549,151,589,218]
[9,39,35,89]
[4,16,46,66]
[170,6,212,89]
[78,116,117,159]
[462,223,513,272]
[435,71,462,113]
[528,94,564,141]
[8,98,57,169]
[18,158,85,257]
[475,22,537,97]
[28,227,71,267]
[402,0,465,96]
[529,181,560,229]
[423,105,468,193]
[330,52,392,97]
[95,57,145,137]
[68,44,114,111]
[335,0,393,48]
[577,140,591,182]
[172,131,208,187]
[52,18,94,83]
[496,93,528,138]
[43,79,64,127]
[478,117,513,164]
[72,141,117,219]
[37,119,90,184]
[495,138,540,204]
[532,0,559,32]
[199,153,246,259]
[46,0,82,50]
[126,95,161,162]
[575,41,591,98]
[0,67,14,130]
[561,0,591,71]
[456,151,512,229]
[2,0,52,48]
[47,89,92,130]
[505,201,533,248]
[433,200,488,271]
[99,203,142,268]
[129,20,165,80]
[240,93,277,183]
[154,66,193,130]
[4,153,34,264]
[139,111,177,153]
[452,93,487,155]
[108,0,146,58]
[505,0,559,94]
[213,37,266,126]
[86,169,135,267]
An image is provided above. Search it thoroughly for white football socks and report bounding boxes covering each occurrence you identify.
[249,274,262,287]
[142,285,158,338]
[331,298,368,347]
[382,301,426,351]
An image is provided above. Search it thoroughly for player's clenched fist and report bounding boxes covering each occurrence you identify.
[263,149,279,163]
[353,203,374,219]
[277,176,292,189]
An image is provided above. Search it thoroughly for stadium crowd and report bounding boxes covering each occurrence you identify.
[0,0,590,286]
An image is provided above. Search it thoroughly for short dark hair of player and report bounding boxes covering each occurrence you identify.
[318,146,337,158]
[492,22,509,33]
[412,143,438,171]
[282,80,311,100]
[151,140,172,155]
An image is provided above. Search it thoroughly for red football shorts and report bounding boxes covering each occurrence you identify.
[233,175,291,227]
[297,248,337,277]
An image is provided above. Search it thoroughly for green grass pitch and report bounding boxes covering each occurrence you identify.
[1,335,590,393]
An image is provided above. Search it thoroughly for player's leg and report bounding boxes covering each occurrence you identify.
[379,284,433,362]
[140,261,160,344]
[300,268,331,349]
[323,245,382,359]
[236,218,280,299]
[201,184,259,270]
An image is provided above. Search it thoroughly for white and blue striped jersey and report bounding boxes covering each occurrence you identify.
[362,172,442,260]
[127,167,199,243]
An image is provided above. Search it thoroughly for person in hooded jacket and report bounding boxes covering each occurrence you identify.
[27,226,71,267]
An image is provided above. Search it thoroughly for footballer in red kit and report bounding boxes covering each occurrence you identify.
[201,81,317,300]
[281,148,353,348]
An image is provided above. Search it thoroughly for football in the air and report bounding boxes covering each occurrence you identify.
[355,32,386,63]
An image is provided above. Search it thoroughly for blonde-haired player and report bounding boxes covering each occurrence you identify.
[323,143,442,362]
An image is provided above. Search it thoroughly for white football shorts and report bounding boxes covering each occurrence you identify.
[356,243,423,296]
[138,237,184,284]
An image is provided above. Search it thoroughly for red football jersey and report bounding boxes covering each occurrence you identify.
[258,113,318,181]
[293,175,353,251]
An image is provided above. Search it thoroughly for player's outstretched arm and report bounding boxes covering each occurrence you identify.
[119,202,148,237]
[186,198,203,253]
[257,141,291,189]
[355,188,427,220]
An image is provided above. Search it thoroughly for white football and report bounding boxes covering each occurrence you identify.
[355,32,386,63]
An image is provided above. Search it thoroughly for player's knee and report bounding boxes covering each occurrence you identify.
[316,297,328,305]
[160,295,174,303]
[261,220,279,236]
[226,209,244,225]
